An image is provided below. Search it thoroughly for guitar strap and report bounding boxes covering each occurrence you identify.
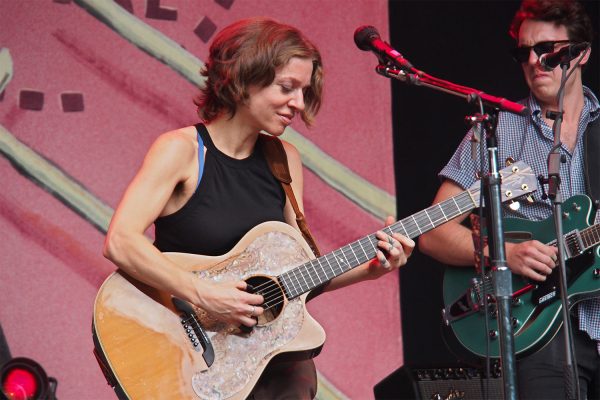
[584,116,600,210]
[259,134,321,257]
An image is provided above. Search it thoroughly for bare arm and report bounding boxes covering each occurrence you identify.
[418,180,476,266]
[419,179,557,281]
[281,141,414,294]
[103,129,263,327]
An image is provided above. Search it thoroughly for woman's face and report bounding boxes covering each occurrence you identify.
[240,57,313,136]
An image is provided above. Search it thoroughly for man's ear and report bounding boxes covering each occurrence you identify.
[580,46,592,66]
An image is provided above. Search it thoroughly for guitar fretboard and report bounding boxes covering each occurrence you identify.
[580,223,600,250]
[279,189,480,299]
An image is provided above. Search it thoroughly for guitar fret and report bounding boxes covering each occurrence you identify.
[348,242,361,266]
[391,220,409,237]
[424,205,445,227]
[323,253,337,278]
[284,270,299,298]
[357,238,369,260]
[581,224,600,250]
[305,261,318,287]
[296,267,310,292]
[592,225,600,247]
[314,259,326,284]
[344,247,355,268]
[423,209,435,229]
[411,215,423,234]
[310,260,324,285]
[438,203,449,221]
[358,237,375,261]
[451,196,462,216]
[334,250,348,272]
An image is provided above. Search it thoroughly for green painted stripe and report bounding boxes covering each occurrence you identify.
[0,124,113,233]
[316,371,350,400]
[0,48,13,94]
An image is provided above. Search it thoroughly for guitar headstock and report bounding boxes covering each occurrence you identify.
[468,161,537,205]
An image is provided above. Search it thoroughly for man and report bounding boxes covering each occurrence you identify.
[419,1,600,398]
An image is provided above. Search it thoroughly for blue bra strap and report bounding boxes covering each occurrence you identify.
[196,132,205,189]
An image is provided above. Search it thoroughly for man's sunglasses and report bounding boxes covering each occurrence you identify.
[510,40,572,63]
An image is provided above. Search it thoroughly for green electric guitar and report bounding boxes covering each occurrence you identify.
[443,194,600,358]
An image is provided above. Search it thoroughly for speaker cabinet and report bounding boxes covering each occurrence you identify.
[374,365,503,400]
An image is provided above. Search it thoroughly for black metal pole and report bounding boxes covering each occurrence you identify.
[483,110,518,400]
[545,62,581,400]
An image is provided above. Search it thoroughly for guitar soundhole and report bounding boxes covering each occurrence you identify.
[245,275,284,326]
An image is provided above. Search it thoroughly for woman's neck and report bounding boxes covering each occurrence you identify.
[205,113,260,159]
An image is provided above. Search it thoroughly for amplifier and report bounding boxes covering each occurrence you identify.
[374,365,503,400]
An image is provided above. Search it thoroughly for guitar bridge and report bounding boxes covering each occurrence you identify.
[563,229,586,258]
[172,297,215,367]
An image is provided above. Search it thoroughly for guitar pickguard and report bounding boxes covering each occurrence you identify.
[190,230,309,399]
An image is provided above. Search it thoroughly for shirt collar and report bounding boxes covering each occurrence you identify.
[525,86,600,120]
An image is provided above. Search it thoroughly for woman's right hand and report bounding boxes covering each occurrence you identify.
[193,279,265,327]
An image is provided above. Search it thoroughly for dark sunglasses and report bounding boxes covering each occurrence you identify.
[510,40,572,63]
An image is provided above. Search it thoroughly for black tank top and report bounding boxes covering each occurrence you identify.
[154,124,286,256]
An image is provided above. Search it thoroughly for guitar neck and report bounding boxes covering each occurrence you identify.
[280,189,479,299]
[576,223,600,252]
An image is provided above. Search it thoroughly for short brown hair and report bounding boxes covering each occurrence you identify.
[195,17,323,126]
[509,0,594,43]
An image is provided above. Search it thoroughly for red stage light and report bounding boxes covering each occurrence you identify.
[0,358,54,400]
[2,368,38,400]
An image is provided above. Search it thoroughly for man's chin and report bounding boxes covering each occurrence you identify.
[530,85,558,106]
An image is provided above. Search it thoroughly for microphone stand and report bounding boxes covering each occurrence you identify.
[480,108,518,400]
[541,60,581,400]
[378,64,521,400]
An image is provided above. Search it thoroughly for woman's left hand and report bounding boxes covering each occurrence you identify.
[369,216,415,277]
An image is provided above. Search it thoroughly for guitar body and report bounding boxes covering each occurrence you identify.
[92,161,537,397]
[443,195,600,358]
[93,221,326,400]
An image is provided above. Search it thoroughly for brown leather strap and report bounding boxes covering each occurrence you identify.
[259,134,321,257]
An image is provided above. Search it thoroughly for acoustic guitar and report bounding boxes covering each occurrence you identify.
[93,161,535,399]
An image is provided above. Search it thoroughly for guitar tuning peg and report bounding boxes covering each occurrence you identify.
[508,200,520,211]
[505,157,515,166]
[526,195,535,204]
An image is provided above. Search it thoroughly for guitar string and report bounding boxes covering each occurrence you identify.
[189,191,527,322]
[255,183,531,314]
[245,193,476,305]
[181,192,480,323]
[260,174,518,310]
[252,202,471,308]
[187,199,534,328]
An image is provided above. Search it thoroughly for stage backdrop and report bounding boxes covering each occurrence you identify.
[0,1,398,399]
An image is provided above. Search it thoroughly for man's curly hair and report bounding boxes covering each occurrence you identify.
[509,0,594,43]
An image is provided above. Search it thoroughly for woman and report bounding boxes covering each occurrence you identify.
[103,17,414,399]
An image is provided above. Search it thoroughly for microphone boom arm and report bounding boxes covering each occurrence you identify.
[376,65,529,116]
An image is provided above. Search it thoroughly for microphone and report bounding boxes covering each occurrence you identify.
[353,25,416,72]
[539,42,590,71]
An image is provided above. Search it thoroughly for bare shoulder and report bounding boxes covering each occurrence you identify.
[280,139,301,166]
[155,126,197,150]
[147,126,198,163]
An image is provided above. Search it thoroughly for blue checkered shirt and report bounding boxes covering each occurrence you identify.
[440,86,600,353]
